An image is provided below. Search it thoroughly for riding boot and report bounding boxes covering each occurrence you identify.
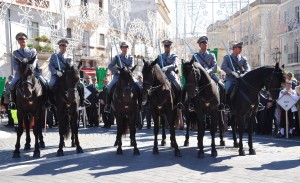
[177,88,184,110]
[9,89,17,109]
[48,89,56,106]
[224,93,230,112]
[217,81,226,111]
[104,89,112,113]
[77,83,85,107]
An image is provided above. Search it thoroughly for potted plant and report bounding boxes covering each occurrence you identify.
[35,35,50,47]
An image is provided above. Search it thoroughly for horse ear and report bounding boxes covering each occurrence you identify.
[28,54,37,64]
[77,61,83,70]
[190,56,195,64]
[281,64,285,69]
[151,58,158,66]
[131,65,137,72]
[275,62,279,70]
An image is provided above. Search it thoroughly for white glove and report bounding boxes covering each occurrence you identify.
[231,71,239,78]
[56,71,63,77]
[22,58,28,63]
[240,73,245,77]
[162,67,168,72]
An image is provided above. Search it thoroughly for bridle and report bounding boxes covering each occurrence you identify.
[143,66,162,96]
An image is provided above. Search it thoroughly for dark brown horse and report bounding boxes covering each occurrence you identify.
[142,59,181,157]
[55,62,83,156]
[182,59,223,158]
[229,62,285,155]
[111,66,140,155]
[13,55,46,158]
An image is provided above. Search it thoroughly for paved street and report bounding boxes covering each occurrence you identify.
[0,118,300,183]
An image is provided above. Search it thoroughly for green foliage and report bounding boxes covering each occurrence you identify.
[35,35,50,42]
[27,44,53,53]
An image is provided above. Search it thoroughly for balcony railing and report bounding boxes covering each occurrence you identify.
[288,52,300,64]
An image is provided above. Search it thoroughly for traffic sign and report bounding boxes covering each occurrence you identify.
[276,95,297,111]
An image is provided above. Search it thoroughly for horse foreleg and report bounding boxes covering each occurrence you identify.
[24,116,31,150]
[237,115,245,156]
[39,130,45,148]
[33,117,41,158]
[153,114,159,154]
[184,113,191,146]
[218,111,226,146]
[116,118,123,155]
[248,115,256,155]
[197,115,205,159]
[57,131,65,157]
[130,118,139,155]
[71,114,83,154]
[71,133,75,147]
[168,111,181,157]
[13,115,24,158]
[161,115,166,146]
[231,115,238,148]
[210,113,218,157]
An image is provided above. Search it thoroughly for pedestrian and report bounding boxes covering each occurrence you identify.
[86,77,100,127]
[137,74,152,129]
[100,77,114,128]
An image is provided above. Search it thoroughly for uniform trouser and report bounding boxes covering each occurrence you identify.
[49,75,58,90]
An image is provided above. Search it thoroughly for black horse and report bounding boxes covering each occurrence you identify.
[13,55,46,158]
[55,62,83,156]
[111,67,140,155]
[229,62,285,156]
[182,59,224,158]
[142,60,181,157]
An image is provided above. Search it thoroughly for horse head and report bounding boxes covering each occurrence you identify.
[182,59,201,99]
[142,59,156,96]
[61,61,80,106]
[117,66,136,103]
[264,62,286,99]
[16,55,38,99]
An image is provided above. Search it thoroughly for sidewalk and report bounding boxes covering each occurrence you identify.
[0,117,300,183]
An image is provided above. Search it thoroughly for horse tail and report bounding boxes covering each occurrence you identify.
[122,117,129,135]
[62,114,71,139]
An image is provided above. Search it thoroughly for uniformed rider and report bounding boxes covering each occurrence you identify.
[157,40,183,109]
[9,32,48,107]
[48,39,84,106]
[104,41,142,113]
[221,42,250,107]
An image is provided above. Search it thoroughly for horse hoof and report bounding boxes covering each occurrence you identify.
[24,144,31,150]
[77,147,84,154]
[39,142,45,149]
[249,149,256,155]
[161,140,166,146]
[175,150,182,157]
[116,147,123,155]
[211,150,218,157]
[183,140,189,147]
[233,142,238,148]
[239,149,245,156]
[133,148,140,155]
[33,151,40,158]
[198,151,204,159]
[114,141,118,147]
[12,151,20,158]
[152,147,159,154]
[220,140,225,146]
[57,150,64,157]
[71,143,76,147]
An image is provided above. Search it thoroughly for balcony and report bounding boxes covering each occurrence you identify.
[288,52,300,64]
[66,4,109,26]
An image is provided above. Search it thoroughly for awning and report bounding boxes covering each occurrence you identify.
[81,68,96,76]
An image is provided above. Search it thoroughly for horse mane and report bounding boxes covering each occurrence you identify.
[153,64,171,89]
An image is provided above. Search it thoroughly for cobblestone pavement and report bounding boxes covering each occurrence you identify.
[0,118,300,183]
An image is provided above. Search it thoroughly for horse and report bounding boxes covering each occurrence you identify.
[182,59,224,158]
[55,62,83,157]
[142,59,181,157]
[228,62,285,155]
[12,55,46,158]
[111,66,140,155]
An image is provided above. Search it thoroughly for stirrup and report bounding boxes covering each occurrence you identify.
[218,103,225,111]
[224,104,230,113]
[8,102,16,110]
[104,105,111,113]
[257,103,265,111]
[177,102,184,110]
[188,103,195,112]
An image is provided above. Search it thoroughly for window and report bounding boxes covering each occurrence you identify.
[99,0,103,8]
[51,24,58,36]
[99,34,105,46]
[81,0,87,6]
[284,44,288,53]
[284,11,287,23]
[28,22,39,43]
[83,31,90,56]
[296,6,300,23]
[65,0,71,8]
[67,28,72,38]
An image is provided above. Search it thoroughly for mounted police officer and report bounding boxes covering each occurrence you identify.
[157,39,183,109]
[9,32,48,107]
[221,42,250,107]
[193,36,226,110]
[48,39,84,106]
[104,41,142,113]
